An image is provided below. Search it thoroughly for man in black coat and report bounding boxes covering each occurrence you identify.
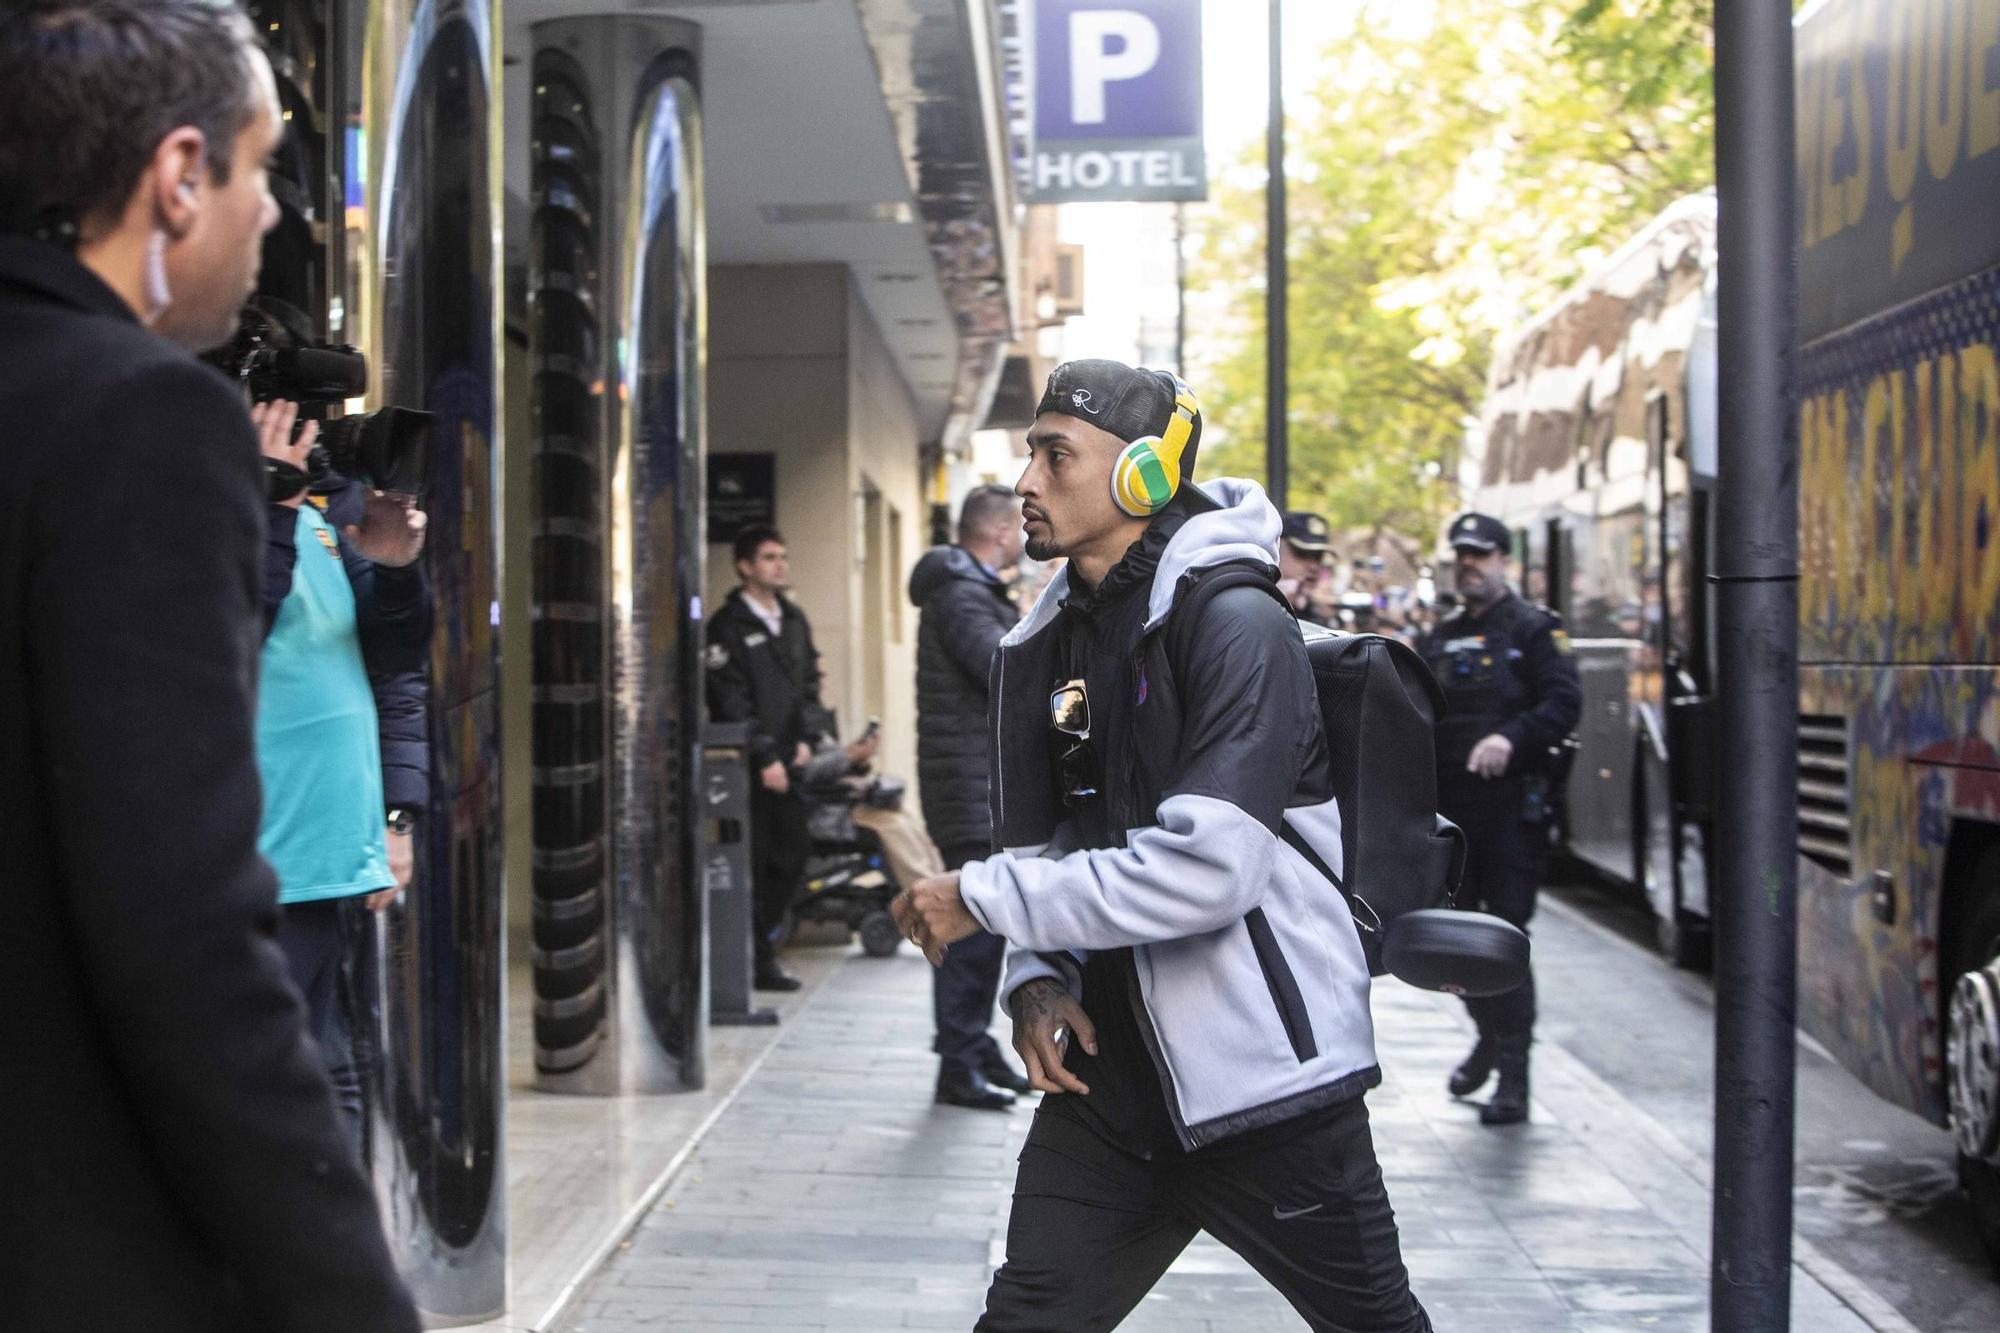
[707,523,875,990]
[0,4,418,1329]
[907,484,1032,1110]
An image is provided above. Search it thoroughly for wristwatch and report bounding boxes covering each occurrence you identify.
[386,808,418,835]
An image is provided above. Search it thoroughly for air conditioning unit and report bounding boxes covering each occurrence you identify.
[1052,243,1085,318]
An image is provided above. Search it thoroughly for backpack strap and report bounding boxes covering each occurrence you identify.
[1162,562,1360,907]
[1158,559,1291,675]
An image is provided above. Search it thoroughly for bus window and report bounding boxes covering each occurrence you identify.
[1546,519,1570,621]
[1574,389,1594,488]
[1574,509,1646,640]
[1521,523,1549,607]
[1664,492,1691,663]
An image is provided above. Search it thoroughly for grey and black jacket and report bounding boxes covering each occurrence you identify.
[959,478,1378,1150]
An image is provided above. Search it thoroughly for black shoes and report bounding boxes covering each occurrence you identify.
[981,1061,1033,1096]
[1480,1039,1530,1126]
[753,964,803,992]
[1448,1036,1497,1099]
[936,1069,1017,1111]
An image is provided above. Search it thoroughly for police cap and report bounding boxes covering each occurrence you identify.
[1447,512,1509,554]
[1281,510,1335,554]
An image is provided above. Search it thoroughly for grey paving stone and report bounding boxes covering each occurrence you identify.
[555,946,1892,1332]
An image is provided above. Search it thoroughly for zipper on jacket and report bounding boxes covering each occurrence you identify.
[1125,952,1199,1152]
[1244,908,1319,1062]
[992,646,1007,840]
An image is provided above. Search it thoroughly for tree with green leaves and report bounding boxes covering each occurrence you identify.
[1190,0,1713,540]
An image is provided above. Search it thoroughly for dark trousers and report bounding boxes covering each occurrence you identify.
[275,896,366,1158]
[1438,773,1543,1041]
[934,843,1006,1079]
[979,1099,1431,1332]
[751,785,810,969]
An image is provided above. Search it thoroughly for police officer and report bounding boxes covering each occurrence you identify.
[707,523,875,991]
[1421,513,1582,1125]
[1278,510,1337,627]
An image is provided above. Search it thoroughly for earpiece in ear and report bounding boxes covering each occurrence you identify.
[177,179,197,201]
[1112,436,1176,517]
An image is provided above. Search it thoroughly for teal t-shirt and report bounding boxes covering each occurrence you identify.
[256,505,394,904]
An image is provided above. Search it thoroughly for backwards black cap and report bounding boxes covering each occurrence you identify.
[1035,359,1202,503]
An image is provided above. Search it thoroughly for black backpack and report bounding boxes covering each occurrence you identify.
[1172,569,1529,997]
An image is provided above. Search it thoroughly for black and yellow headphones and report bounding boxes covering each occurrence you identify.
[1110,373,1202,518]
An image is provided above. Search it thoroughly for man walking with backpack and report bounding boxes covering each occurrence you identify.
[893,361,1431,1331]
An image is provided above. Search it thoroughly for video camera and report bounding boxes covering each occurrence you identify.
[212,297,433,502]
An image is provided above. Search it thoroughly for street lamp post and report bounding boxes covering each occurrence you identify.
[1265,0,1287,511]
[1709,1,1801,1327]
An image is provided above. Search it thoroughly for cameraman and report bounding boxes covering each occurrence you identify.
[0,3,418,1330]
[254,397,429,1148]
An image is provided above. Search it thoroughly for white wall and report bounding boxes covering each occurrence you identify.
[846,279,923,788]
[705,263,925,791]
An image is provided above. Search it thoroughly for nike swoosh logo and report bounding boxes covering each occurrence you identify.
[1272,1203,1324,1221]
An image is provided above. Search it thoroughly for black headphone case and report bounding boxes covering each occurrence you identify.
[1380,909,1531,998]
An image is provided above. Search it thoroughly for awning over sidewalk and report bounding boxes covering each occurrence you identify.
[855,0,1021,457]
[504,0,1020,457]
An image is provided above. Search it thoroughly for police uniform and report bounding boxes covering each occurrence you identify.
[1422,513,1581,1123]
[1280,510,1336,628]
[705,586,831,984]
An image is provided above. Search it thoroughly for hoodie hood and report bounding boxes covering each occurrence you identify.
[907,544,1000,607]
[1001,477,1282,648]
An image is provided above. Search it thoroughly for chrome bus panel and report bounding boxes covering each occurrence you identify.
[1563,637,1642,880]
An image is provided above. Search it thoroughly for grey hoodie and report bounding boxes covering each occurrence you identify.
[959,478,1379,1149]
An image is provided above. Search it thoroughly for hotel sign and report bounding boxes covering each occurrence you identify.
[1028,0,1207,203]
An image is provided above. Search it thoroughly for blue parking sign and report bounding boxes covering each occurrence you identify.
[1029,0,1207,203]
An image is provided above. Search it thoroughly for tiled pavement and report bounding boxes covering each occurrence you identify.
[555,944,1899,1332]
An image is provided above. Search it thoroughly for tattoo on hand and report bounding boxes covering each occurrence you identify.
[1013,977,1067,1022]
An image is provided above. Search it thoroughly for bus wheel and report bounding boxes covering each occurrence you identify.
[1946,883,2000,1276]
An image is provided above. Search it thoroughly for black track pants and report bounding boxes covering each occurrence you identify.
[978,1099,1431,1333]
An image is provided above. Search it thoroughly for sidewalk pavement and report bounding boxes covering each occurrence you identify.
[556,944,1901,1332]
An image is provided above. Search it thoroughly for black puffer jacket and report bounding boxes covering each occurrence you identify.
[908,545,1017,852]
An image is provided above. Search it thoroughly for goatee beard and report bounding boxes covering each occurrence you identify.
[1025,535,1061,563]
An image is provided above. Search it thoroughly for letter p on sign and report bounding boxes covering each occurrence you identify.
[1069,10,1161,126]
